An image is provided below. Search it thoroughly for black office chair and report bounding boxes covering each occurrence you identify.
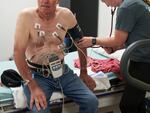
[120,39,150,92]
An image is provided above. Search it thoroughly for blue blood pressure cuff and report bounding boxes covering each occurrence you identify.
[67,24,83,41]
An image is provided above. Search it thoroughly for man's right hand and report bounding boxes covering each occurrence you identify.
[28,80,47,111]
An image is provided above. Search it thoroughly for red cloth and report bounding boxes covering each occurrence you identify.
[91,58,120,73]
[74,57,93,68]
[74,57,123,79]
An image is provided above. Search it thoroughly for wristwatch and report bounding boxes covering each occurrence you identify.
[92,37,97,45]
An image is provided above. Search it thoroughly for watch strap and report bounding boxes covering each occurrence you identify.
[92,37,96,45]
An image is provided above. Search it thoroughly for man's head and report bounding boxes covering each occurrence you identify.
[101,0,122,7]
[37,0,59,14]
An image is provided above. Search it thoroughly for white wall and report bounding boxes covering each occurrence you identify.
[98,1,116,37]
[0,0,36,61]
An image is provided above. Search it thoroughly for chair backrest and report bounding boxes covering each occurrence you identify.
[120,39,150,92]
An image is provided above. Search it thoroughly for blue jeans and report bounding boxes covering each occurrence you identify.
[23,64,98,113]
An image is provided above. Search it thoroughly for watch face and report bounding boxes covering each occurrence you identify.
[92,37,96,45]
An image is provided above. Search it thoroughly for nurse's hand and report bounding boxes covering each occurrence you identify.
[78,37,93,48]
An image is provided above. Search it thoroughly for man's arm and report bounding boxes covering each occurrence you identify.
[14,11,33,85]
[77,47,96,91]
[14,10,47,110]
[64,8,96,91]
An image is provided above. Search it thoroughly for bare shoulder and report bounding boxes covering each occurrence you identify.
[57,6,77,28]
[17,7,36,20]
[57,6,75,18]
[14,7,37,49]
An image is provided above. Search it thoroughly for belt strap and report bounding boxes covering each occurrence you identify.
[27,60,64,69]
[30,67,52,77]
[27,60,50,69]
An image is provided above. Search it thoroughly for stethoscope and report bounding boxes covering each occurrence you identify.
[91,7,116,49]
[109,7,116,37]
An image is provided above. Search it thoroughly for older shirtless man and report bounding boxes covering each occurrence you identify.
[13,0,98,113]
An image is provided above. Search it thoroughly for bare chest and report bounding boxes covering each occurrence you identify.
[31,20,66,45]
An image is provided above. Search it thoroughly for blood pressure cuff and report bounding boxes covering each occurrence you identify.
[67,24,83,41]
[1,69,23,87]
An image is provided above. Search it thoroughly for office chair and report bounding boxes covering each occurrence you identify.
[120,39,150,92]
